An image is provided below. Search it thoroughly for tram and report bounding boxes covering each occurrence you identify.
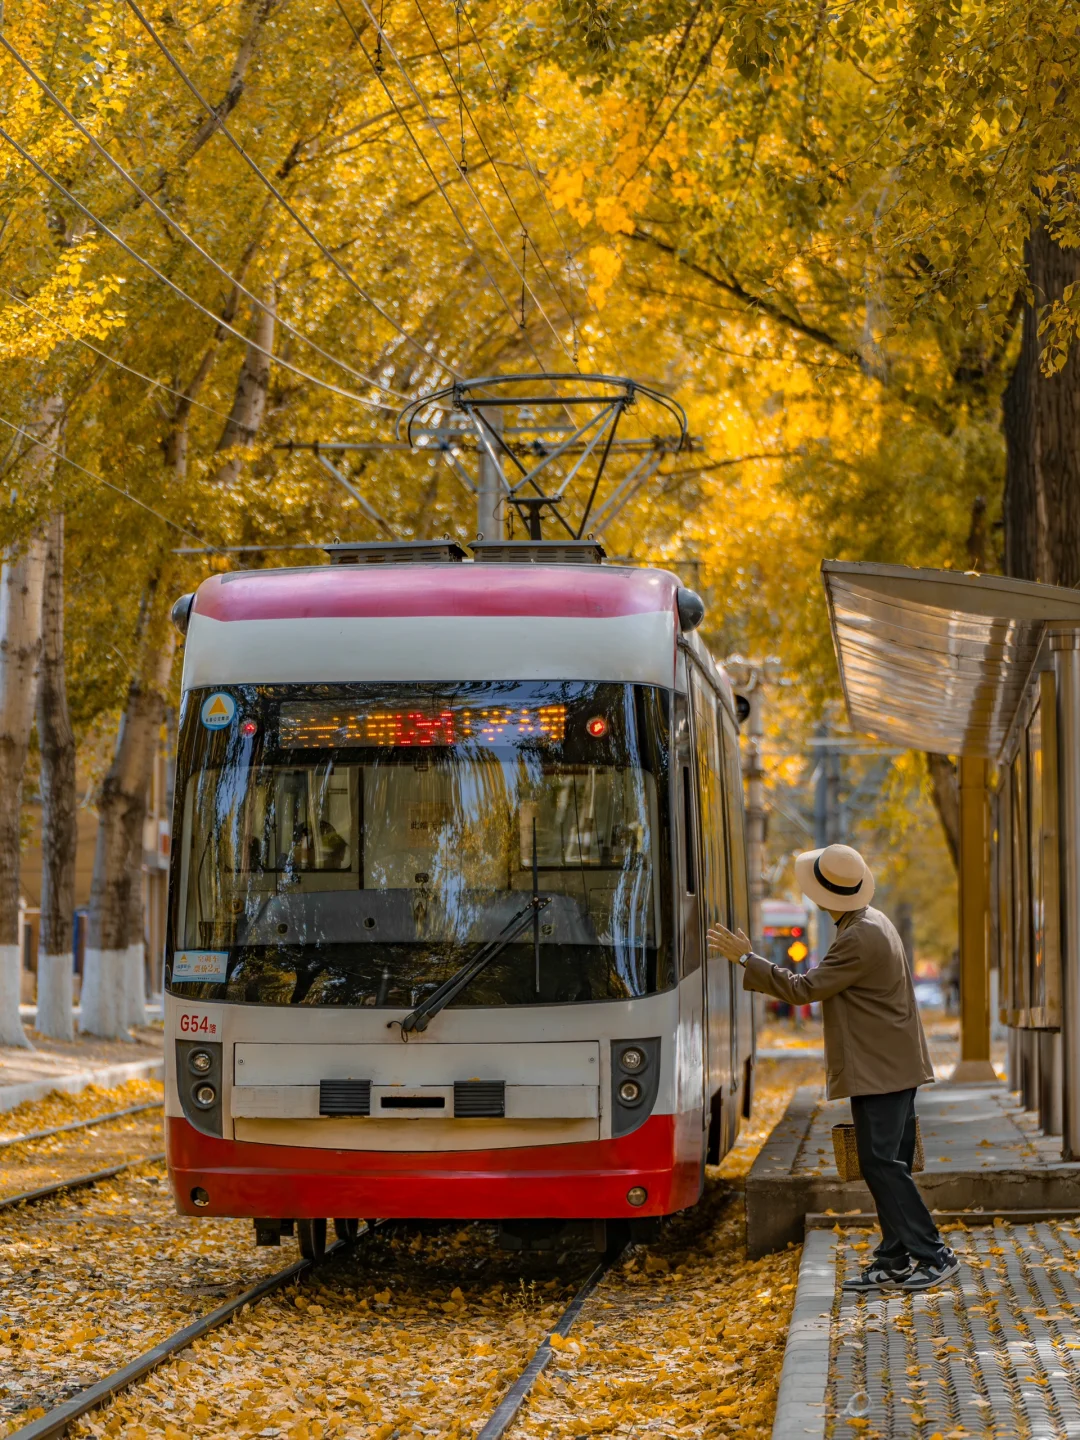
[164,539,756,1255]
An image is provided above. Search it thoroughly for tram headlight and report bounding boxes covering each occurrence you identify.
[610,1038,660,1138]
[176,1039,223,1138]
[627,1186,648,1206]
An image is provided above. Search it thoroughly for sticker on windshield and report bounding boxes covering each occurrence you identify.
[201,693,236,730]
[172,950,229,983]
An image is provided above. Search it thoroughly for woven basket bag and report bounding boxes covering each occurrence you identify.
[831,1119,925,1182]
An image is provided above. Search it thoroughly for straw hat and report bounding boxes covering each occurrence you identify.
[794,843,875,912]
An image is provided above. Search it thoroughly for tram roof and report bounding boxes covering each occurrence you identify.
[822,560,1080,759]
[190,560,682,623]
[180,561,736,697]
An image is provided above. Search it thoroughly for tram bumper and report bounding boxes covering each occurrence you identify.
[166,1113,699,1219]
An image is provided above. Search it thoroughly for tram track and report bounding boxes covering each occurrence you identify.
[3,1223,623,1440]
[3,1230,368,1440]
[0,1153,167,1214]
[0,1102,162,1152]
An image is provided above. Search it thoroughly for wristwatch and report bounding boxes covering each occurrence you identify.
[736,951,752,968]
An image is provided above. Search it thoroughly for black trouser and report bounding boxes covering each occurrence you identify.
[850,1088,946,1268]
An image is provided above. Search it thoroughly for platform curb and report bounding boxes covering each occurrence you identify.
[0,1059,164,1114]
[771,1229,835,1440]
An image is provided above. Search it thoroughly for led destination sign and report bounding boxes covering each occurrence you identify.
[279,702,569,749]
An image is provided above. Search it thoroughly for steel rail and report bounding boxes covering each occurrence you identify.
[475,1246,623,1440]
[0,1153,168,1214]
[3,1227,374,1440]
[0,1101,163,1152]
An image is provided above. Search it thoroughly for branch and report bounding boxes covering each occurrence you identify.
[629,225,855,359]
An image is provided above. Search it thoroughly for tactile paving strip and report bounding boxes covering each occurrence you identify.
[826,1221,1080,1438]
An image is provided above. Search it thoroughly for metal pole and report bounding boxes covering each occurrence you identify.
[477,407,504,540]
[813,725,836,956]
[1054,631,1080,1155]
[745,678,766,952]
[951,755,996,1082]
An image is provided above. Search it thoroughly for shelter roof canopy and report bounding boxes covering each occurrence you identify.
[822,561,1080,758]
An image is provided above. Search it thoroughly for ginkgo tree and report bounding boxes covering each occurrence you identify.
[1,0,1074,1039]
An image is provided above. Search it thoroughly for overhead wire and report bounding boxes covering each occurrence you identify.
[0,125,399,414]
[0,32,407,403]
[458,6,627,372]
[344,0,579,369]
[0,413,224,552]
[410,0,581,342]
[121,0,463,382]
[2,286,236,423]
[329,0,541,371]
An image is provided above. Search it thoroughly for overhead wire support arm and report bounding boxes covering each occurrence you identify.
[589,449,665,532]
[314,453,395,536]
[121,0,462,382]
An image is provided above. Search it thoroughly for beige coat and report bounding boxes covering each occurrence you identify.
[744,906,934,1100]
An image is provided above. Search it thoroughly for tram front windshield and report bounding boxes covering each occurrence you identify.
[169,682,673,1008]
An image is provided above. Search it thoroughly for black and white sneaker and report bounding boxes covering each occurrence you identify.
[842,1259,913,1293]
[897,1248,960,1291]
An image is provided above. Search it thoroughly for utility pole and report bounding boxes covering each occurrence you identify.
[476,407,504,540]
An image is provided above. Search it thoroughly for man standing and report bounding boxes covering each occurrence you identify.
[709,842,958,1293]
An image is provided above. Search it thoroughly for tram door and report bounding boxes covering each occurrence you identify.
[690,674,734,1152]
[673,693,708,1161]
[673,694,702,976]
[721,708,752,1111]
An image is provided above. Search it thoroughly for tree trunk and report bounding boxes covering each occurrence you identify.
[1003,223,1080,585]
[0,535,47,1048]
[926,753,960,873]
[122,822,148,1031]
[0,395,63,1046]
[35,512,77,1041]
[208,292,276,488]
[82,617,175,1039]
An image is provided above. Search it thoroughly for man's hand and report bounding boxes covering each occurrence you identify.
[707,922,753,965]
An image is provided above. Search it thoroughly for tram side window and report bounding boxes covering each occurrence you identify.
[720,711,751,934]
[691,674,727,929]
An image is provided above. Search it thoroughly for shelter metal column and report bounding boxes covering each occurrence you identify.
[1054,630,1080,1157]
[951,755,996,1082]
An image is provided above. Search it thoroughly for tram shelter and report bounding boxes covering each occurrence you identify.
[822,560,1080,1152]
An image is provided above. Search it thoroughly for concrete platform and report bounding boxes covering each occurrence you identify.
[0,1058,163,1113]
[747,1082,1080,1257]
[774,1219,1080,1438]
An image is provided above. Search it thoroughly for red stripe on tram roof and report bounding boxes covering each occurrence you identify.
[192,565,680,622]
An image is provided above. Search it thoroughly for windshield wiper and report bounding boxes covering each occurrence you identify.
[396,896,551,1036]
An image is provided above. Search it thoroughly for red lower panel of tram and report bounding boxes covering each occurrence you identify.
[166,1113,699,1219]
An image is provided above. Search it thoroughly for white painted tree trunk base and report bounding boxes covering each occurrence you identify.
[0,943,33,1048]
[35,951,74,1041]
[79,948,130,1040]
[124,943,147,1029]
